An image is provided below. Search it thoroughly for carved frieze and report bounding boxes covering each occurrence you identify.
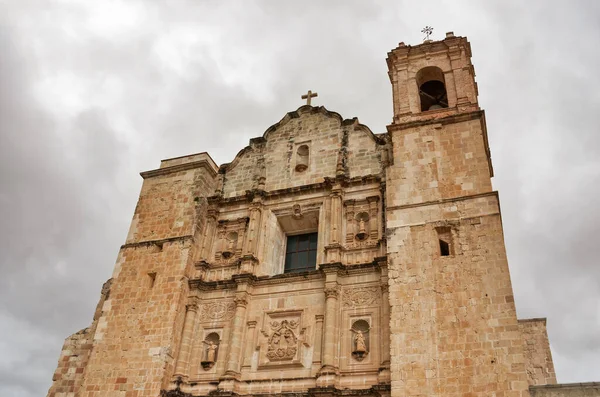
[199,301,236,322]
[342,286,380,308]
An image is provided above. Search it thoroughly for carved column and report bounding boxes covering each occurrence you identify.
[242,320,257,369]
[325,186,343,263]
[367,196,380,240]
[199,208,217,261]
[330,190,342,245]
[224,292,249,377]
[320,285,339,375]
[344,200,355,244]
[174,298,200,378]
[312,314,324,370]
[241,200,262,273]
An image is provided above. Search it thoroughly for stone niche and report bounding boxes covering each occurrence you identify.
[340,286,381,371]
[214,217,248,264]
[257,309,310,369]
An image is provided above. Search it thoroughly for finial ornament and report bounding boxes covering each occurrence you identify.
[301,90,318,106]
[421,26,433,41]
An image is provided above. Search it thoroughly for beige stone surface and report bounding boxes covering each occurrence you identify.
[47,33,593,397]
[519,319,557,386]
[530,383,600,397]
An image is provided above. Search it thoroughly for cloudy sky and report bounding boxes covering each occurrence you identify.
[1,1,599,396]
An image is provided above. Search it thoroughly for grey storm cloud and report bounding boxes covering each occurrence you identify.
[1,1,599,396]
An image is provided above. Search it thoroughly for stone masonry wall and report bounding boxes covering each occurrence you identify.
[519,319,557,386]
[386,196,530,397]
[386,116,492,209]
[47,279,112,397]
[75,162,216,397]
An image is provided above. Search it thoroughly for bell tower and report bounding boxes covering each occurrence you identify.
[384,33,531,397]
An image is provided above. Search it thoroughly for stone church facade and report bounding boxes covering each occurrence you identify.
[47,33,599,397]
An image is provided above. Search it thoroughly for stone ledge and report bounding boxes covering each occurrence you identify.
[386,190,499,212]
[141,158,218,179]
[531,382,600,390]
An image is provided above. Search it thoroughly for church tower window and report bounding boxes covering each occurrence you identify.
[284,233,318,273]
[416,66,448,111]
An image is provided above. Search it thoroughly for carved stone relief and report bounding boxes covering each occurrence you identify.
[199,301,236,322]
[214,217,248,263]
[266,319,299,361]
[342,286,380,308]
[259,310,307,368]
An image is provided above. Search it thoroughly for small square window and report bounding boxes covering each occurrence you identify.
[284,233,318,273]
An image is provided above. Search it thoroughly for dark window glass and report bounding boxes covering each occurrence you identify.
[284,233,318,273]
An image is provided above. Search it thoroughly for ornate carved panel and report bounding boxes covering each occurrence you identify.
[199,301,236,323]
[342,286,380,308]
[258,309,309,369]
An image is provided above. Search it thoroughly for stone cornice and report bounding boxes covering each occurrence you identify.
[386,191,499,212]
[211,175,383,206]
[141,159,218,179]
[120,235,193,250]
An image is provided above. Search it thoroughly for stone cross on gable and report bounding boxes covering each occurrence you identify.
[301,90,318,106]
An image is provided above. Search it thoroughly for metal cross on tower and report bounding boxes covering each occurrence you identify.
[301,90,318,106]
[421,26,433,41]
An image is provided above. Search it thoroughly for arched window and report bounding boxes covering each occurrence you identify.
[416,66,448,112]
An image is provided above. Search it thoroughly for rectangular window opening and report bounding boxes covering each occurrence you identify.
[284,232,318,273]
[436,226,453,257]
[148,272,157,288]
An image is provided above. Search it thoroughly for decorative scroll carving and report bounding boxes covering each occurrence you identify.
[342,286,380,308]
[266,319,299,361]
[199,301,236,322]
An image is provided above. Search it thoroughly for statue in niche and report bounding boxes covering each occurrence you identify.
[350,320,370,361]
[222,231,237,259]
[206,341,218,362]
[355,212,370,241]
[201,333,220,370]
[354,330,367,353]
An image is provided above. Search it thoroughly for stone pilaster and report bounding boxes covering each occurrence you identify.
[241,320,257,369]
[224,291,249,377]
[173,297,200,379]
[241,200,262,273]
[199,208,217,261]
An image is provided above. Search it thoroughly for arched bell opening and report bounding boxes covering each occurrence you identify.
[416,66,448,112]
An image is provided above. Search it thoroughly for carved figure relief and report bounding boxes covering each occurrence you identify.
[342,286,380,308]
[200,301,236,322]
[266,319,299,361]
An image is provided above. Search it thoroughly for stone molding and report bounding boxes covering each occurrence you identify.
[141,159,218,179]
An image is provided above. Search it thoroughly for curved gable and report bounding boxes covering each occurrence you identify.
[222,105,384,198]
